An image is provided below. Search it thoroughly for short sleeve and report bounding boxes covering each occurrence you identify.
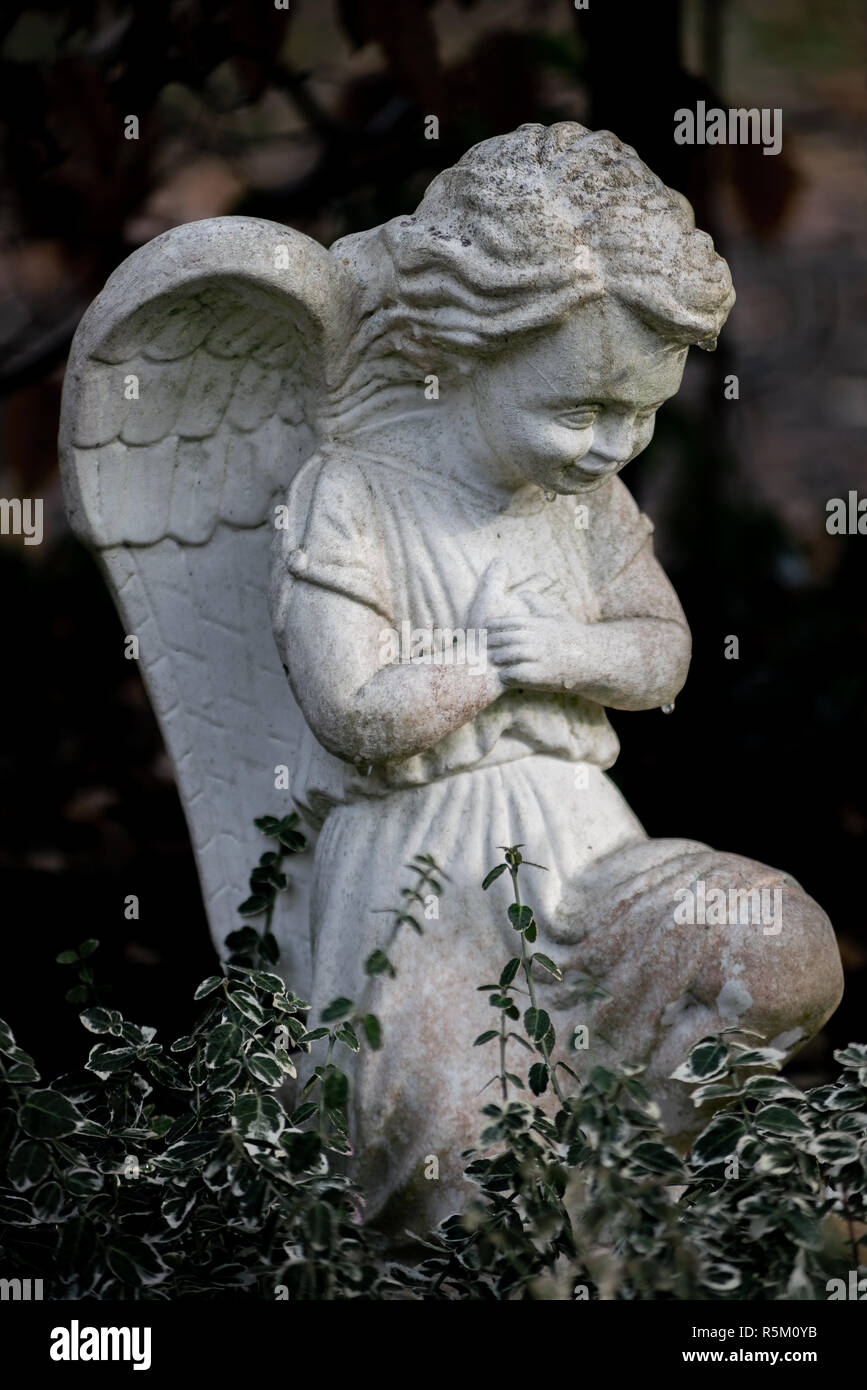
[276,456,393,623]
[586,478,654,596]
[585,477,686,624]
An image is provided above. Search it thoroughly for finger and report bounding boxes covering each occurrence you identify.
[485,631,534,648]
[505,571,550,593]
[484,618,535,633]
[473,558,509,605]
[489,647,535,665]
[520,590,558,617]
[499,663,543,685]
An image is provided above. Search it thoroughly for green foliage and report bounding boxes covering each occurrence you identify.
[385,849,867,1300]
[55,938,101,1008]
[1,830,865,1300]
[0,814,384,1298]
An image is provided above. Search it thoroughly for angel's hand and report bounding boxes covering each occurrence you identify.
[468,559,559,628]
[486,590,587,691]
[467,558,509,632]
[468,561,563,696]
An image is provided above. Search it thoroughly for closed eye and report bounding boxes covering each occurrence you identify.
[557,407,598,428]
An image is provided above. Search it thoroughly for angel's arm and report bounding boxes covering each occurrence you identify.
[282,580,503,766]
[569,624,690,711]
[571,554,691,710]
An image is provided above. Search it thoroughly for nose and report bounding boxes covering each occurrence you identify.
[591,413,636,464]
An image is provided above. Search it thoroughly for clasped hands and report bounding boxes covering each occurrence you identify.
[468,558,590,694]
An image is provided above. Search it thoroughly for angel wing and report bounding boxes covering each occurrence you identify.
[59,216,356,1000]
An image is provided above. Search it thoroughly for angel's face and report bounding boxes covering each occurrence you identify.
[468,298,688,494]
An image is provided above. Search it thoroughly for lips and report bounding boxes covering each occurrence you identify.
[572,461,619,478]
[567,457,620,478]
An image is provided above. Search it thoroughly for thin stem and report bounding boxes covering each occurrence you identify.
[319,1036,336,1139]
[499,1008,508,1102]
[262,848,283,949]
[510,866,567,1106]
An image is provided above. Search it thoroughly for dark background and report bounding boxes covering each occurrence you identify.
[0,0,864,1084]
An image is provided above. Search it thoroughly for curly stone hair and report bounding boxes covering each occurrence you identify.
[327,123,735,415]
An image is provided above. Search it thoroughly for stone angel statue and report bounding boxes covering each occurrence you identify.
[60,124,842,1236]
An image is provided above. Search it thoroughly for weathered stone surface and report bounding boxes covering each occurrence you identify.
[59,123,842,1235]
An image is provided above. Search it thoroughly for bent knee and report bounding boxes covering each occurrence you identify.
[692,882,843,1047]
